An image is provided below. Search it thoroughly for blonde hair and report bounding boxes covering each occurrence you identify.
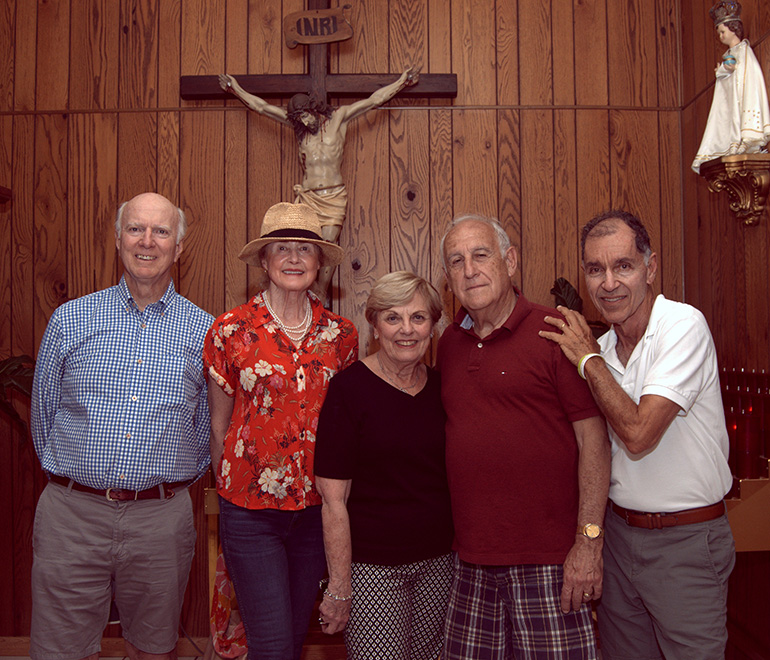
[365,271,443,326]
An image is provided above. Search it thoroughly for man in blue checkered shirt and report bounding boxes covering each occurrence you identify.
[30,192,213,660]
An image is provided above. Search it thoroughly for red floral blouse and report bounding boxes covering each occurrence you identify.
[203,292,358,510]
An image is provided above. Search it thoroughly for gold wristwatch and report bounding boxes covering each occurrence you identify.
[579,523,604,539]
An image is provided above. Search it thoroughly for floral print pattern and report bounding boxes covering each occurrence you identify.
[203,291,358,510]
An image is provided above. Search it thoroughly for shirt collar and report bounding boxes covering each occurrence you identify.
[117,276,177,312]
[453,286,532,339]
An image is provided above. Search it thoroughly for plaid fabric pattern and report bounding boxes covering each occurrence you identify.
[31,278,213,491]
[443,557,598,660]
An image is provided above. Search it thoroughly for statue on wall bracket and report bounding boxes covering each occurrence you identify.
[693,1,770,225]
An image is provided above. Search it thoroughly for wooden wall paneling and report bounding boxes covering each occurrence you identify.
[680,100,701,308]
[607,0,657,107]
[11,115,36,359]
[117,112,158,201]
[248,0,285,75]
[655,0,679,108]
[608,110,661,248]
[120,0,159,109]
[158,0,182,108]
[33,114,69,342]
[35,0,70,110]
[70,0,119,110]
[573,0,608,107]
[389,108,431,277]
[497,108,521,292]
[157,111,180,204]
[518,0,552,106]
[679,0,697,104]
[744,225,769,368]
[451,109,498,219]
[0,116,11,350]
[519,109,555,306]
[657,110,682,301]
[574,109,609,322]
[180,0,225,108]
[179,110,225,315]
[0,414,12,633]
[551,0,575,107]
[428,108,453,320]
[0,0,14,111]
[389,0,428,73]
[68,113,118,300]
[13,0,37,111]
[495,0,518,106]
[222,110,248,312]
[451,0,496,106]
[553,109,579,294]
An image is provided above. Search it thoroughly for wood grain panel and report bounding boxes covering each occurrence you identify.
[340,0,389,74]
[389,108,430,277]
[180,0,225,104]
[497,108,521,291]
[35,0,70,110]
[0,116,11,350]
[70,0,119,110]
[223,110,248,312]
[337,109,393,355]
[428,108,453,311]
[120,0,158,108]
[575,109,610,322]
[607,0,657,107]
[390,0,428,75]
[655,0,679,108]
[33,114,69,342]
[68,113,118,300]
[117,112,158,201]
[495,0,518,106]
[554,109,579,291]
[248,0,283,75]
[520,109,555,306]
[574,0,608,107]
[451,0,495,105]
[0,0,14,111]
[158,0,182,108]
[157,111,181,204]
[744,225,769,367]
[657,111,682,301]
[451,109,497,218]
[0,416,12,632]
[552,0,575,107]
[11,115,36,358]
[518,0,553,106]
[427,0,453,113]
[282,0,306,74]
[12,0,36,111]
[179,110,225,315]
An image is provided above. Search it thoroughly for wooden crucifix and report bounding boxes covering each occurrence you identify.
[179,0,456,297]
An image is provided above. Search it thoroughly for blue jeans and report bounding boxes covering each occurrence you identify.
[219,499,327,660]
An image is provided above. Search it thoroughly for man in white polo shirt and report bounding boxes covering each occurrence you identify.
[540,209,735,660]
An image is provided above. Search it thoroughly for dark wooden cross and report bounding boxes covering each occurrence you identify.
[180,0,456,103]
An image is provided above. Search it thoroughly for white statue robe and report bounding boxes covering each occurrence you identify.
[692,39,770,173]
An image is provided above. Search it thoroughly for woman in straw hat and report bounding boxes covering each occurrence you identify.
[203,202,358,660]
[313,271,454,659]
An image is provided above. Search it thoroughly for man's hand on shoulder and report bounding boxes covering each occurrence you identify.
[560,534,603,613]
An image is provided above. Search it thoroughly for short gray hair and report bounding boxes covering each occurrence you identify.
[440,214,512,270]
[115,200,187,245]
[365,271,443,327]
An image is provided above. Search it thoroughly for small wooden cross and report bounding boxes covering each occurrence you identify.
[180,0,456,103]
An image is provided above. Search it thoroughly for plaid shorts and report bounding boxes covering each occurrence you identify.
[443,556,598,660]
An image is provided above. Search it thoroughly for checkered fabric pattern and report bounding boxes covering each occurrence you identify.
[443,557,598,660]
[31,278,213,491]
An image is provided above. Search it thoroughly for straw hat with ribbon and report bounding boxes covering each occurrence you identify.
[238,202,344,268]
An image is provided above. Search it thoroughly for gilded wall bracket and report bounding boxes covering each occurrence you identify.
[700,154,770,226]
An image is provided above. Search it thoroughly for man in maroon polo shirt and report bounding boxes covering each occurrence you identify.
[437,214,610,660]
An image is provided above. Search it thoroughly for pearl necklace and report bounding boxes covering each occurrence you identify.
[263,292,312,341]
[376,352,421,393]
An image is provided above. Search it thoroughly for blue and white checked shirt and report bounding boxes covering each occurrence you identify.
[31,277,214,491]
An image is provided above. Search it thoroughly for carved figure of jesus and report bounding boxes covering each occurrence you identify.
[219,67,419,295]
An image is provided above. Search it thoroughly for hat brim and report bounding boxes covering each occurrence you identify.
[238,236,344,269]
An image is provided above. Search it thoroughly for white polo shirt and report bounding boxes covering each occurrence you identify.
[598,295,733,512]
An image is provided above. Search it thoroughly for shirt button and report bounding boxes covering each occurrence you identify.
[137,358,143,365]
[477,342,483,348]
[125,433,131,439]
[120,474,125,480]
[300,403,305,409]
[131,395,138,402]
[141,323,147,329]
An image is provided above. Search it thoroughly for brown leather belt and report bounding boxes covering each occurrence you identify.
[49,473,188,501]
[611,500,725,529]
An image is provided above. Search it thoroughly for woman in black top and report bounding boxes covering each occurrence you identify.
[314,271,453,660]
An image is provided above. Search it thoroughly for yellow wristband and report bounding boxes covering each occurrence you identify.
[578,353,603,380]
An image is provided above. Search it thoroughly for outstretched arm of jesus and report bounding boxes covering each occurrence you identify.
[335,66,420,124]
[218,74,289,124]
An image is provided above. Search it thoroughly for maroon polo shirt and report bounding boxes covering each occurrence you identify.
[437,291,601,565]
